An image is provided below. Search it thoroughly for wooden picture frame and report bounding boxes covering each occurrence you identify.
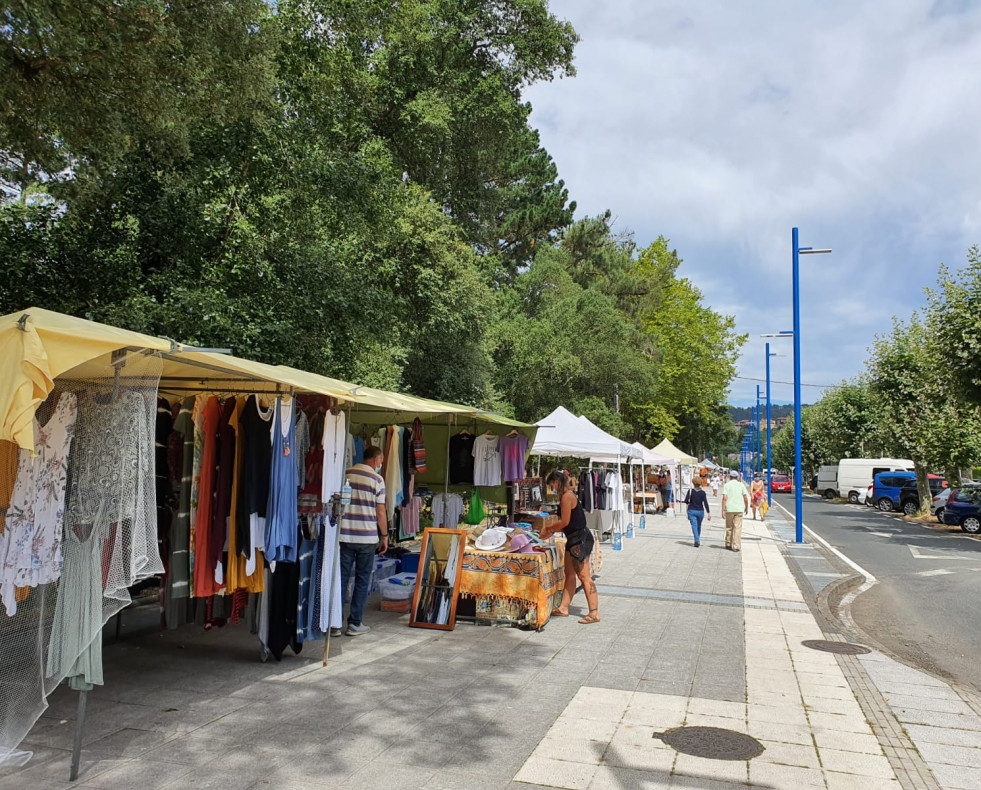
[409,527,468,631]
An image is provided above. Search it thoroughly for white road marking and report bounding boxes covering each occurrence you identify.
[870,532,895,538]
[909,545,979,561]
[916,568,955,577]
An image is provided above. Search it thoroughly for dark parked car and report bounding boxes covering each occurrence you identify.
[770,474,792,493]
[943,486,981,534]
[873,472,946,515]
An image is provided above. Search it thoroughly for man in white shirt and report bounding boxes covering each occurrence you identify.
[721,470,750,552]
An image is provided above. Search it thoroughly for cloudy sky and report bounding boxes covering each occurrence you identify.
[525,0,981,406]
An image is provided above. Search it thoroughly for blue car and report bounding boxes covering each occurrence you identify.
[942,486,981,534]
[873,471,946,515]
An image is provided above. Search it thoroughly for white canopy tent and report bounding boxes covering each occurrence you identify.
[532,406,639,461]
[531,406,640,540]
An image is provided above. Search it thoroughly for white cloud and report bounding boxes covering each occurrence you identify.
[526,0,981,403]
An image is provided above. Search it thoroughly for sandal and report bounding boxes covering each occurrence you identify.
[551,609,570,617]
[578,611,600,625]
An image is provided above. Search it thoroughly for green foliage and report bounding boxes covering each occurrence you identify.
[1,0,278,191]
[0,0,743,442]
[630,236,746,450]
[928,246,981,407]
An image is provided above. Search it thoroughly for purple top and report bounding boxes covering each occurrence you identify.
[498,434,530,483]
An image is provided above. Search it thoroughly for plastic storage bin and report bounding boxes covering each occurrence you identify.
[380,573,416,613]
[400,552,421,575]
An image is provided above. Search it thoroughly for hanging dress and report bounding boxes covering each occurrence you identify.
[192,396,221,597]
[47,391,160,689]
[236,396,273,576]
[0,392,78,615]
[264,396,298,564]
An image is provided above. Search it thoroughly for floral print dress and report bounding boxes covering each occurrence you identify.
[0,392,78,616]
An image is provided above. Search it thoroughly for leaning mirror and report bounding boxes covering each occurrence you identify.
[409,527,467,630]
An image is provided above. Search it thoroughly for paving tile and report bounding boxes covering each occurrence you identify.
[513,755,599,790]
[915,740,981,769]
[532,735,610,765]
[746,703,809,727]
[341,761,436,789]
[671,753,748,784]
[748,760,826,787]
[745,720,815,746]
[893,707,981,731]
[587,765,672,790]
[806,711,874,735]
[881,692,976,715]
[920,762,981,790]
[905,722,981,749]
[823,773,902,790]
[602,743,676,773]
[685,698,745,719]
[813,729,884,756]
[818,748,895,779]
[79,758,196,790]
[756,739,821,769]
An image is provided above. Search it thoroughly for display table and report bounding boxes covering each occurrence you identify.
[456,532,605,630]
[459,544,564,630]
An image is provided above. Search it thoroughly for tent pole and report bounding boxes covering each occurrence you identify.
[444,414,451,502]
[69,688,88,781]
[323,401,351,666]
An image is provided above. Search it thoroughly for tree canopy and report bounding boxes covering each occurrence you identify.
[1,0,742,454]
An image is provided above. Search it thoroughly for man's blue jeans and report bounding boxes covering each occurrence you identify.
[687,509,704,543]
[339,542,376,626]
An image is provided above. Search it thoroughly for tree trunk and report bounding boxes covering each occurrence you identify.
[914,461,931,517]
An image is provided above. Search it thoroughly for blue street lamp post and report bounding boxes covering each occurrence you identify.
[765,343,774,506]
[791,228,832,544]
[755,386,762,475]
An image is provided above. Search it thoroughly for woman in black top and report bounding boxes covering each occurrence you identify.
[684,476,711,547]
[541,470,599,624]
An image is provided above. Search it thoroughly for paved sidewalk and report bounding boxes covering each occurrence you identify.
[0,491,962,789]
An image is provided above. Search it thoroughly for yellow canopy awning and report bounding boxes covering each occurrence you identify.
[1,307,534,453]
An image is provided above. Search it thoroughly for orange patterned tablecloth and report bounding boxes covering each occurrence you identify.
[459,545,564,630]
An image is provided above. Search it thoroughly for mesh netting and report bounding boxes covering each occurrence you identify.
[0,350,162,766]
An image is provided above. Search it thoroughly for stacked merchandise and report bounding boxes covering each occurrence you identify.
[380,573,416,613]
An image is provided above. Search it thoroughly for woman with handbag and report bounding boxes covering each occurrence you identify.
[541,470,600,624]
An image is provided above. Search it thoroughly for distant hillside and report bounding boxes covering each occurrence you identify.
[729,404,800,422]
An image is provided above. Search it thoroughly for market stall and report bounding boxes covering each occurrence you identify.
[0,307,539,774]
[531,406,639,541]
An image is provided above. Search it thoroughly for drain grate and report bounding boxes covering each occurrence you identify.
[655,726,765,761]
[802,639,871,655]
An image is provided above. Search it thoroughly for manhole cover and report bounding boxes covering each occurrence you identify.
[655,726,765,761]
[802,639,871,655]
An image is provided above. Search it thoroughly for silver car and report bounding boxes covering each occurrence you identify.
[932,487,951,522]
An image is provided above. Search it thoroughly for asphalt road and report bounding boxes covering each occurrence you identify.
[774,492,981,694]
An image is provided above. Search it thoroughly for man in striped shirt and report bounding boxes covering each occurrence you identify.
[338,446,388,636]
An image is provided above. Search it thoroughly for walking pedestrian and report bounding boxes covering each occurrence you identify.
[710,474,720,496]
[721,469,749,552]
[657,468,670,512]
[542,470,600,624]
[750,474,765,520]
[684,477,711,547]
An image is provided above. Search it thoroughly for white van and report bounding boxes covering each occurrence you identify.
[816,465,839,498]
[837,458,915,504]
